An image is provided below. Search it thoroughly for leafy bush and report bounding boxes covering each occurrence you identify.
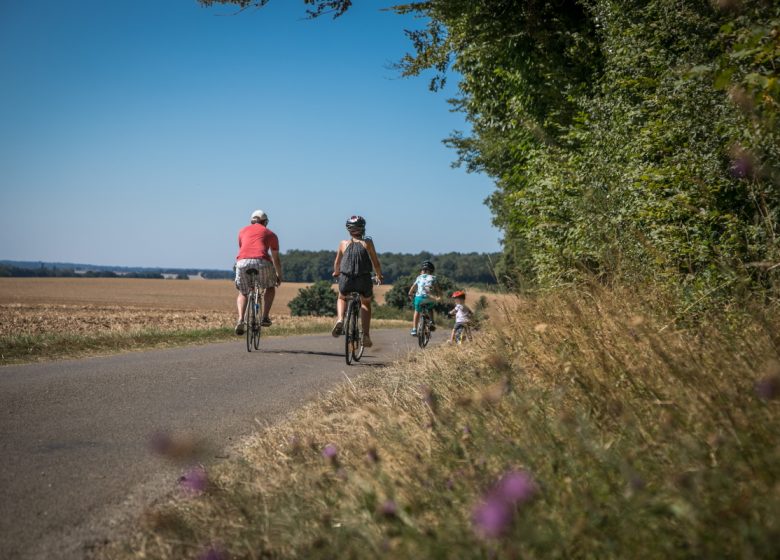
[288,281,338,317]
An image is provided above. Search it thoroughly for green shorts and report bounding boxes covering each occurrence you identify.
[414,296,434,312]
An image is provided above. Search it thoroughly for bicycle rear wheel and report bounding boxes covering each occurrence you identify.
[344,300,356,365]
[245,294,255,352]
[417,314,430,348]
[252,291,263,350]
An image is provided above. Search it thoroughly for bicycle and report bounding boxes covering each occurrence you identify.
[343,290,366,365]
[243,268,265,352]
[417,305,434,348]
[453,322,473,345]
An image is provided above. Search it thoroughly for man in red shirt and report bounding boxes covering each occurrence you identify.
[234,209,283,334]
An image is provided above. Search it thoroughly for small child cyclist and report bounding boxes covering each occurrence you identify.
[448,290,473,343]
[407,260,440,336]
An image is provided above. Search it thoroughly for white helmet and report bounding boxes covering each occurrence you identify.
[250,209,268,223]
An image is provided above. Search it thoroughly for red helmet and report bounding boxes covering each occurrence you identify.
[452,290,466,299]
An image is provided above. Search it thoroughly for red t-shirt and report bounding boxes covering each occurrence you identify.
[236,224,279,262]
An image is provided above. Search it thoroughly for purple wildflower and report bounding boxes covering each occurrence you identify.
[472,498,513,539]
[495,470,537,504]
[179,465,208,495]
[322,444,339,461]
[378,500,398,518]
[472,469,537,539]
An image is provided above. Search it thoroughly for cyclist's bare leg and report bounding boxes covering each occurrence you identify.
[236,293,247,322]
[262,286,276,320]
[412,310,420,331]
[336,295,347,322]
[360,296,372,335]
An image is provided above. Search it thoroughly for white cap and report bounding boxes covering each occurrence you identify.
[250,209,268,223]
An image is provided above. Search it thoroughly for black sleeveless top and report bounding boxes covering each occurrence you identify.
[340,239,373,277]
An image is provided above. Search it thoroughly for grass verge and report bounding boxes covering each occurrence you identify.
[98,286,779,558]
[1,319,408,366]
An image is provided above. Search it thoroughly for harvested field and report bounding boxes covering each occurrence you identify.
[0,278,401,364]
[0,278,394,312]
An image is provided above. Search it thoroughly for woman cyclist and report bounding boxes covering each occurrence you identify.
[331,215,383,348]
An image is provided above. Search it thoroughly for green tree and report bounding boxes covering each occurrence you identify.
[288,281,338,316]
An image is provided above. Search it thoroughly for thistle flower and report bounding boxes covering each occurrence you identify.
[472,469,537,539]
[179,465,208,495]
[377,500,398,518]
[322,444,339,463]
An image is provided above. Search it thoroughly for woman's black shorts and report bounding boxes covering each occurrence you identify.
[339,274,374,298]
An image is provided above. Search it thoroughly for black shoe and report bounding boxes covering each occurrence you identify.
[261,317,272,327]
[235,322,245,335]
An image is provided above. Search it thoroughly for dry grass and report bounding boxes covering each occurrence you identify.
[95,285,780,559]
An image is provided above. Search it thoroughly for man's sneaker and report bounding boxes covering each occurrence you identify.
[331,320,344,337]
[410,328,417,336]
[362,333,373,348]
[235,321,245,335]
[261,317,272,327]
[430,323,437,332]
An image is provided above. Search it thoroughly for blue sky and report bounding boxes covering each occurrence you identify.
[0,0,501,269]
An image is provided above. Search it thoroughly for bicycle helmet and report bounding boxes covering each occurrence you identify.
[250,209,268,224]
[452,290,466,299]
[421,260,435,273]
[346,215,366,234]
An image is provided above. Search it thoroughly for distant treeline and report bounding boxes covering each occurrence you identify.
[281,250,499,284]
[0,265,166,279]
[1,252,499,284]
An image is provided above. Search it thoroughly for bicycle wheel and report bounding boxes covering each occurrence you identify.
[417,314,430,348]
[344,300,355,365]
[245,293,255,352]
[252,291,262,350]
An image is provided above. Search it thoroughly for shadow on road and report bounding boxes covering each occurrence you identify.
[261,349,391,367]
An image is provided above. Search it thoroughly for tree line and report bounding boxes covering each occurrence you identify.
[1,251,500,284]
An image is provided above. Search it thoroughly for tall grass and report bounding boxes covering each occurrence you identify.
[98,286,779,559]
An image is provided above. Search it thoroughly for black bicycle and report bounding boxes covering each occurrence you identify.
[344,290,365,365]
[417,305,434,348]
[243,268,264,352]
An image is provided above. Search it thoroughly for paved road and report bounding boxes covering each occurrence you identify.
[0,328,425,559]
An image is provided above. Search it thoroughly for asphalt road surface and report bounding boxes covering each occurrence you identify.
[0,328,428,559]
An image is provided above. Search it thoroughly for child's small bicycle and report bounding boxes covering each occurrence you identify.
[453,322,473,345]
